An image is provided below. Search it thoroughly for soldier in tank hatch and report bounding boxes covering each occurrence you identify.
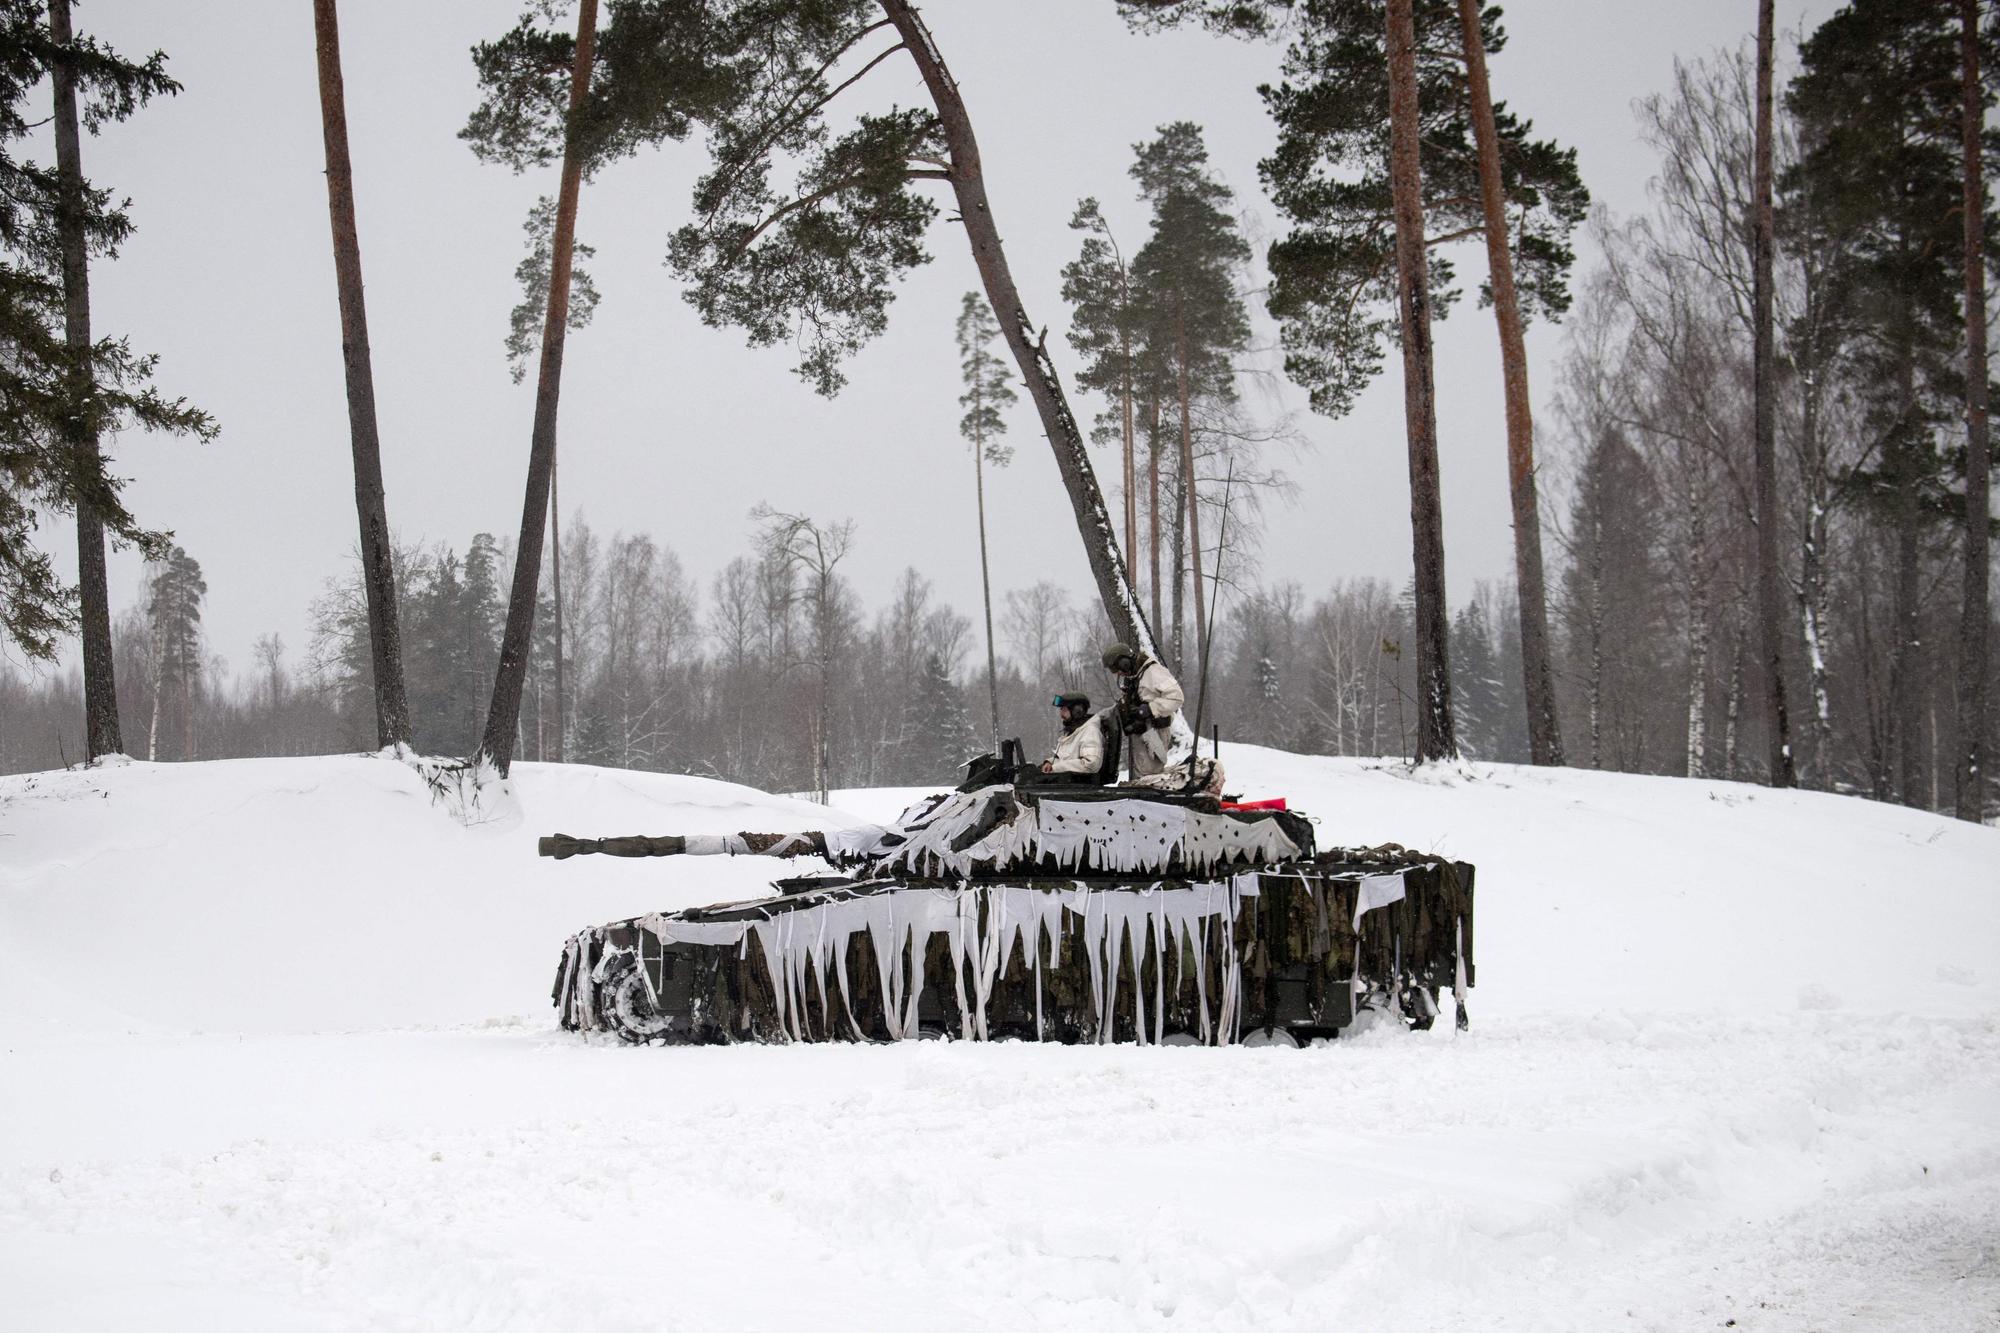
[1101,641,1191,778]
[1037,692,1106,783]
[1102,641,1225,796]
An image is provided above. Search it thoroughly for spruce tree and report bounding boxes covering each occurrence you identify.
[1450,598,1502,760]
[1786,0,1998,808]
[142,545,205,762]
[0,4,211,737]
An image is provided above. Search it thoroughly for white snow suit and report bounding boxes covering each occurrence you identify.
[1126,657,1194,777]
[1044,713,1106,775]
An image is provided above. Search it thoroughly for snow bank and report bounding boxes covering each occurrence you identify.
[0,755,855,1036]
[2,749,1995,1331]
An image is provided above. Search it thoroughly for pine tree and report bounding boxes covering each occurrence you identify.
[1123,0,1587,764]
[1130,122,1252,683]
[1062,198,1145,570]
[956,292,1015,753]
[312,0,410,753]
[466,0,599,776]
[466,0,1158,663]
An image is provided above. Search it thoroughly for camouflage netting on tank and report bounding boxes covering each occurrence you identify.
[555,853,1474,1046]
[826,786,1304,879]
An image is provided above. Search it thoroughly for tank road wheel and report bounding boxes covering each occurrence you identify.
[602,958,683,1045]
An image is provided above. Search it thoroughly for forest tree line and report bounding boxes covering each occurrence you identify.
[2,1,1993,817]
[0,516,1528,792]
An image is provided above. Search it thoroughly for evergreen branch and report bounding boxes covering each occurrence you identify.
[727,165,943,262]
[698,27,901,220]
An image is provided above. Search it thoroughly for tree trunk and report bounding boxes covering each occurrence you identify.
[1121,330,1137,575]
[1752,0,1795,788]
[1384,0,1456,762]
[1454,0,1561,769]
[1685,503,1710,779]
[551,456,566,762]
[1171,448,1186,671]
[478,0,597,776]
[1586,513,1604,769]
[975,426,1000,750]
[1176,307,1207,698]
[50,0,121,762]
[1957,0,1991,822]
[1724,632,1744,779]
[313,0,411,753]
[1798,284,1834,785]
[1893,352,1925,808]
[1149,397,1163,636]
[146,619,162,762]
[880,0,1154,661]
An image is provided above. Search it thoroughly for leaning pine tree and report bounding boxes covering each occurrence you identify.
[465,0,1157,662]
[955,291,1015,753]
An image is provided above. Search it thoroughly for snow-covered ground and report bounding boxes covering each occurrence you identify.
[2,748,1995,1331]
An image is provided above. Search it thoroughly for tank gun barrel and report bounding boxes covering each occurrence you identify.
[538,831,835,861]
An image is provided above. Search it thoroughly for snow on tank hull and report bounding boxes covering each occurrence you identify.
[546,785,1476,1046]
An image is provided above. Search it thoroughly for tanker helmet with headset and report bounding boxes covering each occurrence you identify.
[1051,693,1091,730]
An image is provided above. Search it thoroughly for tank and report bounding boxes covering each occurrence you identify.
[543,774,1476,1047]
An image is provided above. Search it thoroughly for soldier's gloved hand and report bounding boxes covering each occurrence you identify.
[1120,703,1150,736]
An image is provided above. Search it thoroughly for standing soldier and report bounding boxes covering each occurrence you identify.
[1102,642,1196,780]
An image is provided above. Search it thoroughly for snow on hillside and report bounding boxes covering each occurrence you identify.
[2,750,1996,1331]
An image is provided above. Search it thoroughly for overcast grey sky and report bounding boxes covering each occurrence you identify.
[39,0,1838,681]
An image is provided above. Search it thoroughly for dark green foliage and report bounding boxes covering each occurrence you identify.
[908,650,976,778]
[0,2,213,660]
[670,106,941,395]
[1132,122,1251,402]
[467,0,947,397]
[1254,0,1587,417]
[143,543,205,758]
[1785,0,1999,529]
[1116,0,1292,37]
[504,196,601,384]
[1061,198,1146,449]
[1561,431,1670,771]
[1450,598,1501,759]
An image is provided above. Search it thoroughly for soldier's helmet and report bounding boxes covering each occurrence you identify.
[1101,643,1137,674]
